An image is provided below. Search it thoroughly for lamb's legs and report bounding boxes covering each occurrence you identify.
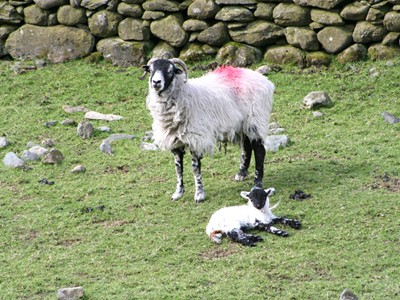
[252,138,265,188]
[171,147,185,200]
[227,229,263,247]
[257,217,301,237]
[235,135,252,182]
[271,217,302,229]
[191,152,205,203]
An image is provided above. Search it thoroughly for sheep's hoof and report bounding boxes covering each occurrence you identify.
[288,219,302,229]
[171,188,185,201]
[234,169,249,182]
[194,189,206,203]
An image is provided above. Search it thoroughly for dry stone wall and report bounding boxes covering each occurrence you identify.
[1,0,400,67]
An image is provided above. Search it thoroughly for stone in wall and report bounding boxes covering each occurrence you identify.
[197,21,230,46]
[5,24,94,63]
[57,5,87,26]
[317,26,353,53]
[273,3,311,26]
[179,42,209,61]
[81,0,108,10]
[150,14,188,47]
[305,51,332,67]
[285,27,319,50]
[382,32,400,46]
[229,20,284,47]
[88,10,123,37]
[96,37,152,66]
[215,6,254,22]
[216,42,262,67]
[188,0,220,20]
[117,3,144,18]
[34,0,68,10]
[383,11,400,31]
[0,2,23,24]
[368,43,400,60]
[24,5,57,26]
[142,11,165,20]
[142,0,181,12]
[336,43,367,64]
[264,45,306,67]
[353,21,387,43]
[311,9,344,26]
[216,0,257,4]
[340,2,370,21]
[293,0,346,10]
[254,2,276,21]
[183,19,209,31]
[152,41,178,58]
[118,18,150,41]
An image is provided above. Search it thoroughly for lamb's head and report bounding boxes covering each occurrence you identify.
[240,187,275,210]
[140,58,188,94]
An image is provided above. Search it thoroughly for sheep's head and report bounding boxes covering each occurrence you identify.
[140,58,188,94]
[240,187,275,210]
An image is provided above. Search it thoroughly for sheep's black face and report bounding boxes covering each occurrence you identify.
[249,188,269,209]
[143,59,183,94]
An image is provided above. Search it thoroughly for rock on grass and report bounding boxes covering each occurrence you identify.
[3,152,25,168]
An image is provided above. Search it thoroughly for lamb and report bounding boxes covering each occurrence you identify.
[206,187,301,246]
[141,58,274,203]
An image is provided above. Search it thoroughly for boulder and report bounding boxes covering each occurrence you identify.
[285,27,319,50]
[3,152,25,168]
[336,43,367,64]
[254,2,276,21]
[317,26,353,54]
[97,37,152,67]
[42,148,64,165]
[118,18,150,41]
[150,14,188,47]
[216,42,262,67]
[310,9,344,25]
[340,2,369,21]
[273,3,311,26]
[368,44,400,60]
[264,135,290,152]
[303,91,332,109]
[305,51,332,67]
[188,0,220,20]
[23,5,57,26]
[215,6,254,22]
[229,20,284,47]
[353,21,387,43]
[182,19,209,31]
[117,3,143,18]
[88,10,123,38]
[5,25,94,63]
[383,11,400,31]
[264,45,306,67]
[57,5,87,26]
[293,0,346,10]
[142,0,181,12]
[197,22,230,47]
[33,0,68,10]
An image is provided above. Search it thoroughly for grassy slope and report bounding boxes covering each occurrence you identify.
[0,58,399,299]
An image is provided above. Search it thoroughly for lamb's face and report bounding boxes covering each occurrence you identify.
[142,59,183,93]
[240,187,275,210]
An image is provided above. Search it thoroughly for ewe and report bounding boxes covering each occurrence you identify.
[206,188,301,246]
[141,58,274,203]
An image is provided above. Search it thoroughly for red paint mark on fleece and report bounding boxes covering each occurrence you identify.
[213,66,244,88]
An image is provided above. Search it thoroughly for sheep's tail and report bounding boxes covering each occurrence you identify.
[270,201,280,211]
[209,230,223,244]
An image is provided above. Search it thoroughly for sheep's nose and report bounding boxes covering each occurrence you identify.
[152,79,162,89]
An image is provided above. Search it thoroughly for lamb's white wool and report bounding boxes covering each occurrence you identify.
[142,58,274,202]
[206,188,301,246]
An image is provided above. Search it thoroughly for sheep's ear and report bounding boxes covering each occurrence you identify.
[264,188,275,196]
[240,191,250,200]
[142,65,150,72]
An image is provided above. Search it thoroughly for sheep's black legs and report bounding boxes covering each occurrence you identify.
[252,138,265,188]
[271,217,302,229]
[191,152,205,203]
[235,135,252,182]
[171,147,185,200]
[227,229,263,247]
[257,217,301,237]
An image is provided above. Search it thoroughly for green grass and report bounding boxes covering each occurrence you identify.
[0,58,399,299]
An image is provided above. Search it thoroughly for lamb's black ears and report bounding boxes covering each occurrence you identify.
[139,65,150,80]
[240,191,250,200]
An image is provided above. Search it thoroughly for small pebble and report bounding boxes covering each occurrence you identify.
[97,126,111,132]
[71,165,86,173]
[42,138,55,147]
[313,111,323,117]
[0,137,9,148]
[42,148,64,164]
[44,120,58,127]
[61,119,77,126]
[57,286,84,300]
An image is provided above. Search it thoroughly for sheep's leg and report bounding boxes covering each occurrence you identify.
[256,222,288,237]
[272,217,302,229]
[227,229,263,247]
[191,152,206,203]
[171,147,185,200]
[235,135,252,182]
[252,138,265,188]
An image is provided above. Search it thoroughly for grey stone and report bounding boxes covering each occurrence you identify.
[264,135,290,152]
[3,152,25,168]
[0,2,23,24]
[230,20,284,47]
[303,91,332,109]
[340,288,358,300]
[81,0,108,10]
[311,9,344,25]
[57,286,84,300]
[306,51,332,67]
[353,21,387,43]
[152,41,178,59]
[382,112,400,124]
[71,165,86,173]
[142,0,181,12]
[97,37,152,67]
[21,150,40,161]
[340,2,369,21]
[77,121,94,139]
[5,25,94,63]
[179,43,208,62]
[62,105,89,113]
[150,14,188,47]
[88,10,123,38]
[216,0,256,4]
[34,0,68,10]
[42,138,55,147]
[383,11,400,31]
[29,145,48,156]
[117,3,143,18]
[368,44,400,60]
[0,137,9,148]
[285,27,319,50]
[188,0,220,20]
[100,134,135,154]
[198,22,230,47]
[118,18,150,41]
[182,19,209,31]
[57,5,87,26]
[273,3,311,26]
[97,126,111,132]
[254,2,276,20]
[215,6,254,22]
[44,120,58,127]
[382,32,400,46]
[61,119,77,126]
[141,142,159,151]
[0,25,18,39]
[317,26,353,54]
[292,0,346,10]
[312,111,323,117]
[142,11,165,20]
[84,111,123,121]
[264,45,306,67]
[42,148,64,165]
[336,43,367,64]
[216,42,262,67]
[24,5,55,26]
[268,122,285,134]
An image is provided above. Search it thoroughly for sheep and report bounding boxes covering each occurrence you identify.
[206,187,301,246]
[141,58,275,203]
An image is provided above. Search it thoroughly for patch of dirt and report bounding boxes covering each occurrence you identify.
[369,173,400,193]
[19,230,38,241]
[199,244,239,260]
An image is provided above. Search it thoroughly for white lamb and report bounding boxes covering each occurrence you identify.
[141,58,275,203]
[206,187,301,246]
